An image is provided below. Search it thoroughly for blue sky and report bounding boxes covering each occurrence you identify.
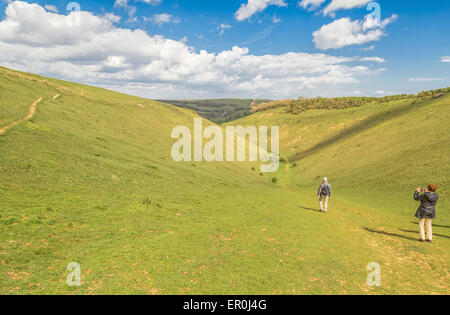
[0,0,449,99]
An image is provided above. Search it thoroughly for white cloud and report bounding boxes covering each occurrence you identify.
[0,1,386,99]
[145,13,179,26]
[323,0,372,17]
[359,57,385,63]
[114,0,128,8]
[139,0,162,5]
[44,4,58,13]
[441,56,450,63]
[103,13,122,24]
[272,15,281,23]
[360,45,375,51]
[115,0,161,7]
[114,0,136,20]
[298,0,326,11]
[115,0,161,21]
[235,0,287,22]
[218,23,232,36]
[313,14,398,50]
[409,78,445,82]
[104,56,130,69]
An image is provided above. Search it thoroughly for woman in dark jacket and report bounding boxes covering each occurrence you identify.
[414,184,439,243]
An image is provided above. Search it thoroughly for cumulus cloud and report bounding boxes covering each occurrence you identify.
[441,56,450,63]
[323,0,372,17]
[313,14,398,50]
[235,0,287,22]
[0,1,386,99]
[298,0,326,11]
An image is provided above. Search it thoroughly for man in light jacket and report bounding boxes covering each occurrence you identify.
[318,178,332,213]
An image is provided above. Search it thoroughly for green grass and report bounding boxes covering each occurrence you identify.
[0,66,449,295]
[230,93,450,294]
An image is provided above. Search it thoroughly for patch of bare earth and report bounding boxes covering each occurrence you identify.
[0,97,42,135]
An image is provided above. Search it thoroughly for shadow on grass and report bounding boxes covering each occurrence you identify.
[293,99,430,162]
[299,205,322,213]
[363,227,418,242]
[411,222,450,229]
[399,229,450,239]
[433,224,450,229]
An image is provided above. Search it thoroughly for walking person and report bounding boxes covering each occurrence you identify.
[414,184,439,243]
[318,178,332,213]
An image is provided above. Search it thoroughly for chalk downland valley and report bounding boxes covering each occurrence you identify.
[0,66,449,295]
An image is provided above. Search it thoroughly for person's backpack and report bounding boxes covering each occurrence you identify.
[321,184,331,196]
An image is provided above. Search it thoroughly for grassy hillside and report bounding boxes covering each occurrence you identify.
[0,66,448,295]
[159,99,269,124]
[230,92,450,293]
[232,92,450,199]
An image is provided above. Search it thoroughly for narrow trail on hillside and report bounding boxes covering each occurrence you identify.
[1,68,94,101]
[1,68,72,95]
[0,97,42,135]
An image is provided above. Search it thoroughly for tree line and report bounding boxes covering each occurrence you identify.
[251,87,450,114]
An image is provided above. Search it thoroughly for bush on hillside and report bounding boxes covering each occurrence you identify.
[250,87,450,114]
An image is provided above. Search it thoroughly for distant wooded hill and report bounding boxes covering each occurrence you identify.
[158,99,270,123]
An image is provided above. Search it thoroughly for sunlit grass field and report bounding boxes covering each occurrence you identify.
[0,66,448,294]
